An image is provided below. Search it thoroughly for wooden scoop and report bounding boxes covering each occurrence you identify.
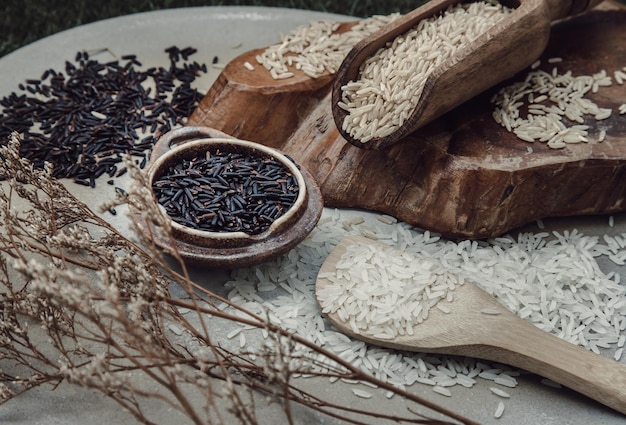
[315,236,626,415]
[331,0,605,150]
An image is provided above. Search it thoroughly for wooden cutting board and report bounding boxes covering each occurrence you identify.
[188,4,626,239]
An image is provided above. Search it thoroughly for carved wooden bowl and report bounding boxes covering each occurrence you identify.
[142,126,323,268]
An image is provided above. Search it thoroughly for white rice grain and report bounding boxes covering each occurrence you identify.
[433,386,452,397]
[494,374,518,388]
[352,388,374,399]
[490,387,511,398]
[491,62,622,148]
[340,0,513,143]
[437,303,451,314]
[494,401,505,418]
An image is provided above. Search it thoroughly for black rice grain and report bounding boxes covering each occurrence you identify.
[0,47,207,187]
[152,151,300,235]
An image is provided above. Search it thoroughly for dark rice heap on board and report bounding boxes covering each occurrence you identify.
[0,46,207,187]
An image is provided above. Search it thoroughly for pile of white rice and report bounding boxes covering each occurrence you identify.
[337,0,513,143]
[218,208,626,419]
[252,14,400,79]
[317,242,462,340]
[491,62,626,148]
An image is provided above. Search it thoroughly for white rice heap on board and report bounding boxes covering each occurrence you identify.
[337,0,513,143]
[492,63,626,148]
[217,208,626,411]
[317,243,462,339]
[254,14,401,79]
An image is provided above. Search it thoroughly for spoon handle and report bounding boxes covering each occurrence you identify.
[485,315,626,415]
[424,282,626,415]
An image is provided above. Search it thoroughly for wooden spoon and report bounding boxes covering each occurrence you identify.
[331,0,604,150]
[315,236,626,415]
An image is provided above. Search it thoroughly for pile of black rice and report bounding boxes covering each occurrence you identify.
[152,150,300,235]
[0,46,207,187]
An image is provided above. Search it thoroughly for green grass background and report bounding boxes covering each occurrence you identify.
[1,0,425,58]
[2,0,624,57]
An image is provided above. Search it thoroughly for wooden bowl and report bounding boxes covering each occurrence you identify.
[142,126,324,268]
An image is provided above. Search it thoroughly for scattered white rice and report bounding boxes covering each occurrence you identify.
[352,388,374,399]
[243,61,255,71]
[494,374,518,388]
[436,303,452,314]
[490,387,511,398]
[492,61,623,148]
[90,110,107,120]
[494,401,505,418]
[221,208,626,406]
[433,386,452,397]
[338,0,513,143]
[317,242,460,338]
[254,14,400,79]
[479,370,500,381]
[226,327,242,339]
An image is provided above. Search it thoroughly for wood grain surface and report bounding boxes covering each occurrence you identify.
[189,5,626,239]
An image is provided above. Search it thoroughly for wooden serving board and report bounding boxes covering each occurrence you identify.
[188,6,626,239]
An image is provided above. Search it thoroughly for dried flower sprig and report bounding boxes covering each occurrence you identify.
[0,133,475,425]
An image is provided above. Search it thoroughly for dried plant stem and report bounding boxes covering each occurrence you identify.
[165,295,478,425]
[0,133,474,425]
